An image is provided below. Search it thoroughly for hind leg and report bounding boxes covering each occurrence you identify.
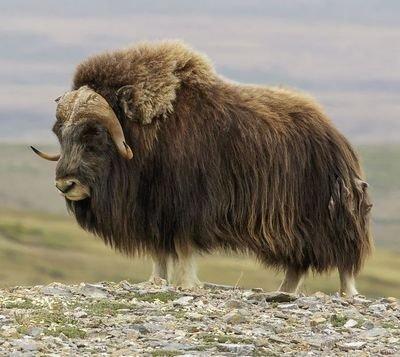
[339,268,358,297]
[170,245,202,289]
[278,266,306,293]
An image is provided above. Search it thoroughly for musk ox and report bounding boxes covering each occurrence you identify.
[32,41,372,296]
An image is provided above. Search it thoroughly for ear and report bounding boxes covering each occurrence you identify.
[116,85,137,122]
[117,77,178,125]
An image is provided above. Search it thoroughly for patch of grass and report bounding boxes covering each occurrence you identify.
[137,291,180,303]
[12,302,86,339]
[381,322,398,330]
[16,325,30,336]
[86,300,133,316]
[2,298,36,309]
[330,314,348,328]
[45,325,86,339]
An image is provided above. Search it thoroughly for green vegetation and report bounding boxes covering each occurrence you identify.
[45,326,87,339]
[330,314,348,328]
[86,300,133,316]
[1,298,37,309]
[11,300,87,339]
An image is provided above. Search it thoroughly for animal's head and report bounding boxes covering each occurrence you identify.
[31,86,133,201]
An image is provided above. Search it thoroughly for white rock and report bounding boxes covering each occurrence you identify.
[344,319,358,328]
[278,303,298,310]
[173,296,194,306]
[338,341,366,350]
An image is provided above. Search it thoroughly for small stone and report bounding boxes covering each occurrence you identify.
[27,327,43,337]
[352,296,371,305]
[225,299,245,309]
[344,319,358,328]
[217,343,255,354]
[129,324,150,335]
[242,291,254,299]
[73,310,88,318]
[338,341,366,350]
[186,312,203,320]
[263,291,297,303]
[278,303,298,310]
[12,339,39,351]
[224,309,249,324]
[361,327,388,339]
[42,283,72,297]
[363,321,375,330]
[173,296,194,306]
[79,283,109,299]
[158,342,194,351]
[310,316,327,326]
[368,303,387,314]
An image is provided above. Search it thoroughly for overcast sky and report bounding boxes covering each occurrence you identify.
[0,0,399,143]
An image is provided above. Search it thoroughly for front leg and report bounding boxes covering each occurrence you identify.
[170,245,202,289]
[148,253,168,284]
[278,266,306,294]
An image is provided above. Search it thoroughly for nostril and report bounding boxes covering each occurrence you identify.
[55,180,76,194]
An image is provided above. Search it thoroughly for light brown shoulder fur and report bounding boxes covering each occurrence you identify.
[73,41,216,123]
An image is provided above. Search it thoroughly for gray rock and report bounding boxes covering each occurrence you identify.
[217,343,255,354]
[225,299,245,309]
[41,284,72,297]
[352,296,372,305]
[368,303,387,314]
[173,296,194,306]
[263,291,297,303]
[128,324,150,335]
[157,342,194,351]
[338,341,366,350]
[79,283,109,299]
[27,327,43,337]
[363,320,375,330]
[12,338,39,351]
[224,309,249,324]
[361,327,388,338]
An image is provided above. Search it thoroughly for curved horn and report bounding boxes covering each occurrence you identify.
[30,146,60,161]
[58,86,133,160]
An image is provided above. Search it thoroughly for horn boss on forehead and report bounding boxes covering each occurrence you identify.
[57,86,133,160]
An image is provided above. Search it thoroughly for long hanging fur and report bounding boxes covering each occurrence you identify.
[66,41,372,275]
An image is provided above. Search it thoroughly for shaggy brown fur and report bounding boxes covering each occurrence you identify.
[54,41,372,281]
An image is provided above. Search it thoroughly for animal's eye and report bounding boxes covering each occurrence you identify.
[82,126,103,139]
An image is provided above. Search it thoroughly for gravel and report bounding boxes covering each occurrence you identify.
[0,280,398,356]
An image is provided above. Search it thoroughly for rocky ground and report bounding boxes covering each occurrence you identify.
[0,280,398,356]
